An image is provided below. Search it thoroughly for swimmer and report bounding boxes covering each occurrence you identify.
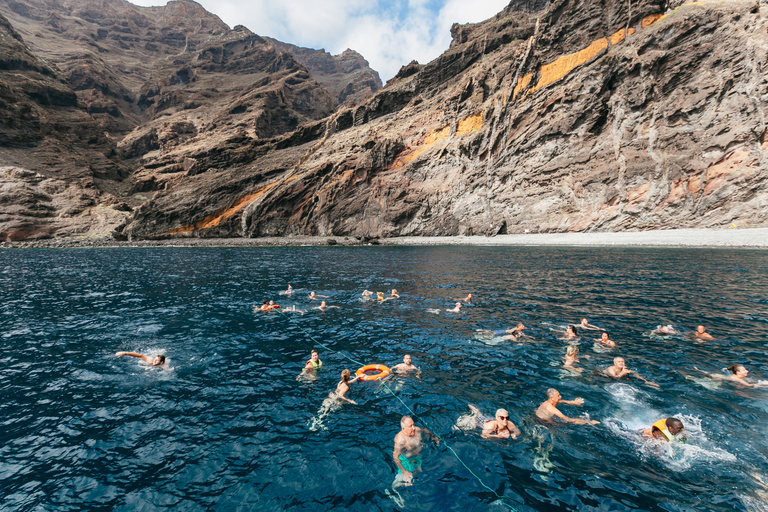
[390,289,400,298]
[502,322,526,340]
[258,299,269,311]
[362,290,374,297]
[535,388,599,425]
[391,354,419,374]
[553,324,578,340]
[725,364,768,387]
[563,346,580,367]
[308,291,328,300]
[285,284,294,295]
[460,404,521,439]
[446,302,462,313]
[651,324,680,336]
[376,291,389,302]
[335,369,360,405]
[642,417,685,442]
[693,325,714,341]
[695,365,768,388]
[460,293,473,303]
[476,322,526,341]
[604,357,659,388]
[393,415,438,486]
[596,331,615,347]
[115,351,166,368]
[263,300,280,310]
[578,318,601,331]
[283,305,304,314]
[297,350,322,379]
[316,301,339,311]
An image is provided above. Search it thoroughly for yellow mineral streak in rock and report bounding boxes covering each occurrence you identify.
[642,14,664,28]
[400,114,481,165]
[529,38,609,94]
[513,74,532,100]
[164,176,298,234]
[609,27,635,45]
[457,113,482,135]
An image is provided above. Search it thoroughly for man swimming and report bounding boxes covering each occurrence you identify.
[643,417,685,442]
[309,291,328,300]
[115,351,166,368]
[285,284,294,295]
[393,415,438,485]
[693,325,714,341]
[316,301,339,311]
[390,289,400,298]
[391,354,419,374]
[604,357,659,387]
[362,290,374,297]
[535,388,599,425]
[596,331,616,347]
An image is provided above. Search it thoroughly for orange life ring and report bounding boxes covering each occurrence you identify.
[356,364,391,381]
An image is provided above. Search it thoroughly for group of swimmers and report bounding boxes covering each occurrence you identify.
[114,286,765,488]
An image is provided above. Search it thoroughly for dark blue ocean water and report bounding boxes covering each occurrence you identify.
[1,246,768,512]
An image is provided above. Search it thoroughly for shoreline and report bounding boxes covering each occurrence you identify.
[1,227,766,249]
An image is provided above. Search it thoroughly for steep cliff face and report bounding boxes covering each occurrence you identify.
[0,12,130,241]
[264,38,382,107]
[0,0,381,240]
[124,0,768,239]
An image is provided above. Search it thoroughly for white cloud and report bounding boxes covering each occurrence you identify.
[128,0,510,80]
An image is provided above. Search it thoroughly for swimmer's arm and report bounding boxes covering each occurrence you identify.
[509,422,521,439]
[560,397,585,406]
[115,352,150,363]
[421,427,440,445]
[633,372,660,388]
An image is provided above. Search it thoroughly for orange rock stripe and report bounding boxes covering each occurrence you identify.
[164,176,298,235]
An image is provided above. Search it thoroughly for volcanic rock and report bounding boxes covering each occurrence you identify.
[124,0,768,240]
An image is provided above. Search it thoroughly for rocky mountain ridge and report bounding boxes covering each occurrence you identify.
[2,0,767,242]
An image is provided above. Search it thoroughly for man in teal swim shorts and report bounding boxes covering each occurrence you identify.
[393,415,437,485]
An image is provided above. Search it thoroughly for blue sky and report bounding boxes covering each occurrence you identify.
[129,0,511,81]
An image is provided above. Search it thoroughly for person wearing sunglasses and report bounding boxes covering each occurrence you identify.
[481,408,521,440]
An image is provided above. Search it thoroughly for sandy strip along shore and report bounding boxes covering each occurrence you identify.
[1,227,766,249]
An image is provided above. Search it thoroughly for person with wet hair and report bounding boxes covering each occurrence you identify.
[725,365,768,388]
[535,388,599,425]
[115,351,166,368]
[391,354,419,375]
[596,331,615,347]
[446,302,462,313]
[563,346,580,368]
[643,417,685,442]
[335,369,360,405]
[555,325,578,339]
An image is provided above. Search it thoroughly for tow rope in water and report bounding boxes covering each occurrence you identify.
[276,307,518,511]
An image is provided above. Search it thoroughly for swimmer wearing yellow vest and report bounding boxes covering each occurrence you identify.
[643,417,685,442]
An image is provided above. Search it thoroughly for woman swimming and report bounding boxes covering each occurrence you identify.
[335,369,360,404]
[725,365,768,388]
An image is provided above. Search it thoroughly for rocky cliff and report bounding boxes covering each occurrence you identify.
[124,0,768,239]
[0,0,382,240]
[2,0,767,241]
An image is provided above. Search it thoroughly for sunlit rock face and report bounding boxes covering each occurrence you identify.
[2,0,768,241]
[124,0,768,239]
